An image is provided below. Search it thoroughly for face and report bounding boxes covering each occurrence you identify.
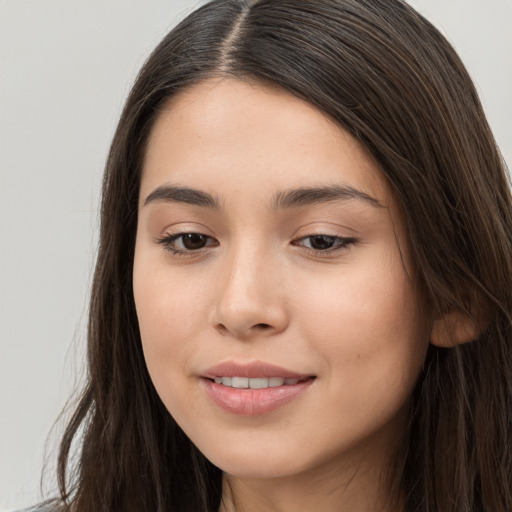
[133,78,430,481]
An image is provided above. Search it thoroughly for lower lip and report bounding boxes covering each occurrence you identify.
[201,378,315,416]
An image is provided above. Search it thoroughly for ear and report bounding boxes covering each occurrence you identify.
[430,311,481,347]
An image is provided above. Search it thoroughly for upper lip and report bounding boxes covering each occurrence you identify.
[201,360,314,379]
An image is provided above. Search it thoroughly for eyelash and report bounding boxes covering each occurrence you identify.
[292,234,357,255]
[156,233,218,256]
[156,232,357,257]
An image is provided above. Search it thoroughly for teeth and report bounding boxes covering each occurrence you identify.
[249,378,268,389]
[231,377,249,388]
[213,376,303,388]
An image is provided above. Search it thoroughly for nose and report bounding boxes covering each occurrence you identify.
[209,247,289,339]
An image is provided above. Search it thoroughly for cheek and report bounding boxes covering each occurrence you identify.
[293,257,428,400]
[135,274,200,345]
[132,254,207,391]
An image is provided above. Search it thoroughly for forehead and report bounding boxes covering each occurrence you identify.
[142,78,392,208]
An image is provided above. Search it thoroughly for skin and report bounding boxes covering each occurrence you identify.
[133,78,431,512]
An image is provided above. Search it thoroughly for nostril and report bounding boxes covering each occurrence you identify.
[254,323,272,329]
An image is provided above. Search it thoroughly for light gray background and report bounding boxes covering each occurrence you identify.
[0,0,510,509]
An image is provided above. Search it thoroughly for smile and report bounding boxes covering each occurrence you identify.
[212,376,308,388]
[200,361,316,415]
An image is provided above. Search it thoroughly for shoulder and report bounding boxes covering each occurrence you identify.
[14,506,59,512]
[12,509,38,512]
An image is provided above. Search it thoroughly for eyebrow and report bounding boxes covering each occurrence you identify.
[144,185,221,208]
[143,183,382,210]
[272,185,383,209]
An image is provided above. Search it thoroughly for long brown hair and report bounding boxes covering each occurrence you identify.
[47,1,512,510]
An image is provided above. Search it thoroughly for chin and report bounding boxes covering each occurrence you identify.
[196,440,322,480]
[216,460,299,480]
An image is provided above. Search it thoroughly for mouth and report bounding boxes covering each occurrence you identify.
[205,376,314,389]
[200,361,316,416]
[201,360,314,381]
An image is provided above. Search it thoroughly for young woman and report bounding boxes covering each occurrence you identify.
[32,0,512,511]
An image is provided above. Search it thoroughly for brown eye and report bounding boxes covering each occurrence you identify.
[181,233,208,250]
[157,232,217,255]
[307,235,337,250]
[293,234,357,254]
